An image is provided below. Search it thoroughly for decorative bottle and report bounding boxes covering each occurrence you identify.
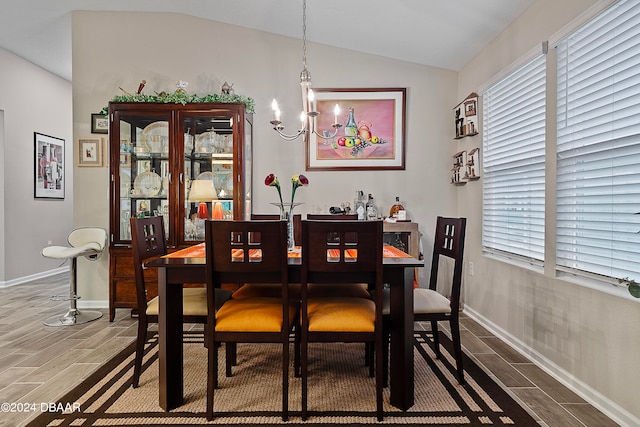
[355,190,366,220]
[366,194,377,220]
[345,107,358,137]
[389,196,405,218]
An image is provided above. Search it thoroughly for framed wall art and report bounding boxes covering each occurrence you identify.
[307,87,406,171]
[34,132,65,199]
[91,113,109,134]
[77,136,104,167]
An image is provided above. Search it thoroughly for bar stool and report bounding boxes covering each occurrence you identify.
[42,227,107,326]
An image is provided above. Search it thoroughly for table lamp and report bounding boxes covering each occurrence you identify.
[187,179,217,219]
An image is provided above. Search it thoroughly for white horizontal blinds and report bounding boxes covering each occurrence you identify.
[556,0,640,282]
[482,54,546,262]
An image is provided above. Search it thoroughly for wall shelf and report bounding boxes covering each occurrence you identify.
[453,93,478,139]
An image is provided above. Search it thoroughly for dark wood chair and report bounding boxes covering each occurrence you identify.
[382,216,467,385]
[205,220,297,421]
[129,216,232,388]
[300,219,384,421]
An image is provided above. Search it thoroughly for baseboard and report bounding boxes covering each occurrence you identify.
[464,306,638,427]
[0,267,68,288]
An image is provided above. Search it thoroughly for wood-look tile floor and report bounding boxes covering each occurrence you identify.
[0,273,620,427]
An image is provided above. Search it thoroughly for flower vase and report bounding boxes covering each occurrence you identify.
[272,202,302,251]
[280,211,295,251]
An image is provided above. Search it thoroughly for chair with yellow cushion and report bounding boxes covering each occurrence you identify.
[300,219,384,421]
[205,219,297,421]
[129,216,231,388]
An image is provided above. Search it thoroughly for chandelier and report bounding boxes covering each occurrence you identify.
[270,0,342,141]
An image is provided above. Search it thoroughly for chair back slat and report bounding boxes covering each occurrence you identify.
[428,216,466,311]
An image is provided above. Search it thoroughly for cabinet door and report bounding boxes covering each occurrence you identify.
[180,109,241,243]
[111,110,172,244]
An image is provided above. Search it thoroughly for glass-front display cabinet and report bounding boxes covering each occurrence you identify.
[108,102,252,321]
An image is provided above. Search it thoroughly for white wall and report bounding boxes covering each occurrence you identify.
[0,47,73,285]
[457,0,640,424]
[70,11,457,304]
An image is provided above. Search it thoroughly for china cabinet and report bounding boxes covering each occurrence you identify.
[108,102,253,321]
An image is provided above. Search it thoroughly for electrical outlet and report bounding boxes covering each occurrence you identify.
[468,261,474,276]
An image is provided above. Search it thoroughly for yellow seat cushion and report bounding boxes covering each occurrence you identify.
[146,288,232,316]
[307,283,371,299]
[146,287,209,316]
[232,283,301,300]
[307,297,375,332]
[215,297,298,332]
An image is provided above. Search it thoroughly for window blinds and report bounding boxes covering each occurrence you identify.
[482,54,546,262]
[556,0,640,282]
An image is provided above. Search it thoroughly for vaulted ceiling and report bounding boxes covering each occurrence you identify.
[0,0,534,81]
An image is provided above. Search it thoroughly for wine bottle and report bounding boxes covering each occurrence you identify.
[345,107,358,137]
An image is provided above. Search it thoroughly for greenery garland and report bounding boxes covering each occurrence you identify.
[99,92,255,115]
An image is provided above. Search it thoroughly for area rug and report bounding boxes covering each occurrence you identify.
[29,331,537,426]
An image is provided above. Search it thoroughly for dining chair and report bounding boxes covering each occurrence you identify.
[300,219,384,421]
[129,216,232,388]
[205,219,297,421]
[381,216,467,385]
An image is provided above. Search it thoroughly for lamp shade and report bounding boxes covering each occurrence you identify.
[188,179,217,202]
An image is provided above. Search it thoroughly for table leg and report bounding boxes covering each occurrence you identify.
[387,266,415,410]
[158,267,184,410]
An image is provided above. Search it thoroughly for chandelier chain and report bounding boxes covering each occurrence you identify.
[302,0,307,69]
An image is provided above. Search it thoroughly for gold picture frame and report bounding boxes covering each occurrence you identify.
[77,137,104,167]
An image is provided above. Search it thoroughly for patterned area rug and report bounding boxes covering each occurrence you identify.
[29,331,537,426]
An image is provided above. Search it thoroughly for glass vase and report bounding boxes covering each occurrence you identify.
[272,202,302,251]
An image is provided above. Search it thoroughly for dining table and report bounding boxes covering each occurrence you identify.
[146,241,423,412]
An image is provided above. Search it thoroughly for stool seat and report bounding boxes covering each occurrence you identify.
[42,227,106,326]
[42,242,102,259]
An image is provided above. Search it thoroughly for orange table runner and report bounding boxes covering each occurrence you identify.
[163,243,412,259]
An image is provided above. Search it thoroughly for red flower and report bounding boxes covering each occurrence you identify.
[265,173,284,216]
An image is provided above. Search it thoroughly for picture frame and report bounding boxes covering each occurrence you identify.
[464,99,477,117]
[34,132,65,199]
[77,137,104,167]
[91,113,108,134]
[307,88,406,171]
[120,152,131,167]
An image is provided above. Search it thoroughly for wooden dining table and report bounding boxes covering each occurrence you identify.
[146,242,423,412]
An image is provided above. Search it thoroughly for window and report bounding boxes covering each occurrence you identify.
[481,54,546,263]
[556,0,640,283]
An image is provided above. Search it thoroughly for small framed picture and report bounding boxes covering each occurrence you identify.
[91,113,108,134]
[120,152,131,167]
[464,99,477,117]
[77,137,104,167]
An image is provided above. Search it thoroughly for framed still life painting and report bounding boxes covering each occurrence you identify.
[306,88,406,171]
